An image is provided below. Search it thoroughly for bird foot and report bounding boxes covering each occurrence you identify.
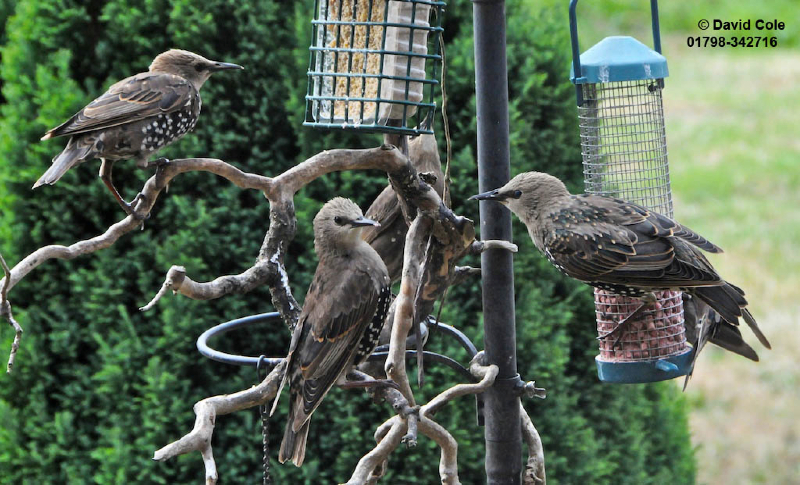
[597,292,657,348]
[597,319,629,349]
[339,378,400,391]
[146,157,171,169]
[121,193,150,221]
[146,158,171,190]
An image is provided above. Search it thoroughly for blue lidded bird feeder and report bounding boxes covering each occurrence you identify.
[304,0,445,135]
[569,0,693,383]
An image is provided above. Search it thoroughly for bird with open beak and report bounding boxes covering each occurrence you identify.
[36,49,243,216]
[274,197,392,466]
[470,171,770,365]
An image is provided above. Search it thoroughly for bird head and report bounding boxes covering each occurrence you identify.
[314,197,380,255]
[469,171,570,221]
[149,49,243,89]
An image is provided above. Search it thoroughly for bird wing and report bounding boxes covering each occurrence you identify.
[288,262,381,429]
[42,72,196,138]
[542,196,722,288]
[582,195,722,253]
[362,184,403,244]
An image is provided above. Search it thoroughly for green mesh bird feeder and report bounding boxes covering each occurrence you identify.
[569,0,692,383]
[304,0,445,135]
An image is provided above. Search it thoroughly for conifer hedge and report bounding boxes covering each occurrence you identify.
[0,1,694,483]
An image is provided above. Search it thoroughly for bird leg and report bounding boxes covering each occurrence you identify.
[598,292,657,348]
[339,379,401,392]
[99,159,146,219]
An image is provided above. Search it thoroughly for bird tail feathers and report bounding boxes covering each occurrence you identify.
[691,283,770,349]
[279,401,310,467]
[709,320,759,361]
[33,138,91,188]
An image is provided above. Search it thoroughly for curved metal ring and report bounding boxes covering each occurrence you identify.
[197,313,480,380]
[366,350,475,382]
[428,319,479,358]
[196,312,284,367]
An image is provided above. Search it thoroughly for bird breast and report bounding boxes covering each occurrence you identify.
[134,98,200,155]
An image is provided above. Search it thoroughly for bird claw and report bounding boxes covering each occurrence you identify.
[596,294,656,348]
[146,158,171,190]
[339,378,400,391]
[597,322,627,349]
[122,193,150,222]
[147,157,171,168]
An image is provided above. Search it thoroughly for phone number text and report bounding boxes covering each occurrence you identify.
[687,36,778,47]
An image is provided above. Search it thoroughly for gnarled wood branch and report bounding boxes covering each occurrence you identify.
[0,252,22,374]
[152,360,286,485]
[3,141,543,483]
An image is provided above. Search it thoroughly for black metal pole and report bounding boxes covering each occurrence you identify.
[472,1,521,483]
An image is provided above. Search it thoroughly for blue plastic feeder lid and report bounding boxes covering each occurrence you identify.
[571,36,668,84]
[595,348,693,384]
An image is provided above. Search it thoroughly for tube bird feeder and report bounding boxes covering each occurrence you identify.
[569,0,692,383]
[304,0,445,135]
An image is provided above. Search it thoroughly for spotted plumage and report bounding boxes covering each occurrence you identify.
[354,285,392,364]
[470,171,771,358]
[274,198,390,467]
[36,49,242,215]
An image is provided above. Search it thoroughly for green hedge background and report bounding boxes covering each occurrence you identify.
[0,1,694,483]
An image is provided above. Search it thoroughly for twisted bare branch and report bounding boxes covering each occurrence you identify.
[153,360,286,485]
[346,416,407,485]
[422,353,498,419]
[3,140,542,483]
[0,252,22,374]
[521,403,546,485]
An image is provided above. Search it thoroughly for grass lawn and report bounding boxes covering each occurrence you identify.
[662,37,800,484]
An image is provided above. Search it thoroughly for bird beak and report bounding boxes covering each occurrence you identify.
[209,61,244,72]
[468,189,503,201]
[349,216,381,228]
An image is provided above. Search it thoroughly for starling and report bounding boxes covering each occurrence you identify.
[470,171,771,355]
[36,49,243,214]
[362,134,447,283]
[275,197,391,466]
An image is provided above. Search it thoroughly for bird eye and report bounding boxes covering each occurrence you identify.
[334,216,344,225]
[194,63,205,72]
[513,190,523,199]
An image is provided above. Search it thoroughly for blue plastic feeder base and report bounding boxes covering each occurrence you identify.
[595,348,694,383]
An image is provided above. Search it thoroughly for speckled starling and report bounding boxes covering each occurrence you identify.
[274,198,391,466]
[470,171,771,353]
[36,49,243,214]
[362,134,447,283]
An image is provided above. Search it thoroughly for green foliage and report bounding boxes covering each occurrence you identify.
[0,0,694,483]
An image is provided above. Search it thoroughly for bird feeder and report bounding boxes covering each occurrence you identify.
[569,0,692,383]
[304,0,445,135]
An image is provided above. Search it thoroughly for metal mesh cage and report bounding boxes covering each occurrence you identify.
[579,79,689,363]
[304,0,445,135]
[580,80,672,216]
[595,289,687,361]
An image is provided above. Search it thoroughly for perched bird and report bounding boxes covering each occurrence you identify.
[275,198,391,466]
[470,171,770,356]
[36,49,243,214]
[362,134,447,283]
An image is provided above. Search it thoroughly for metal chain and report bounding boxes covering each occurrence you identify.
[257,356,272,485]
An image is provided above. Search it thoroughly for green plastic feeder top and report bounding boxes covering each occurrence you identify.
[570,36,668,84]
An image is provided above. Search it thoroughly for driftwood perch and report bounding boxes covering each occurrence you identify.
[1,141,544,483]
